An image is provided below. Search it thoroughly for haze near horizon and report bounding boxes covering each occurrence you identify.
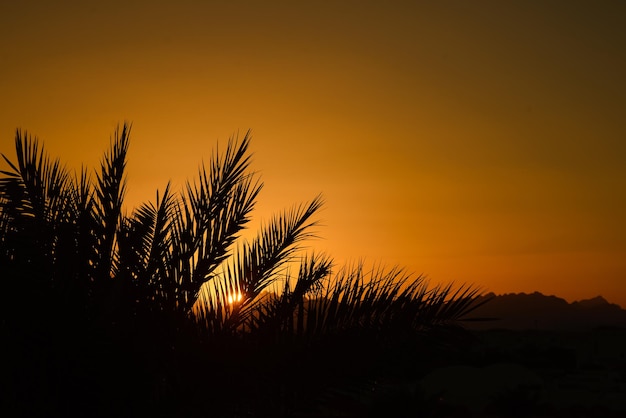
[1,1,624,306]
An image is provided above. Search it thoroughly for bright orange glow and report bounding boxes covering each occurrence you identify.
[227,292,243,305]
[1,2,625,308]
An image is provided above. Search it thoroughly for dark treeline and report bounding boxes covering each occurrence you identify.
[0,124,482,417]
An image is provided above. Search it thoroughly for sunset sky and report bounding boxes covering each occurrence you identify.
[1,1,625,306]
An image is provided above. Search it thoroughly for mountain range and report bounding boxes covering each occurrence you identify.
[463,292,626,331]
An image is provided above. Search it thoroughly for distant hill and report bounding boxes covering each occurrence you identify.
[463,292,626,331]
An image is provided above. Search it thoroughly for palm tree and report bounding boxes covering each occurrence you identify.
[1,124,485,417]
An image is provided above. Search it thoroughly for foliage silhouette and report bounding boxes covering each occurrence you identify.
[1,124,484,417]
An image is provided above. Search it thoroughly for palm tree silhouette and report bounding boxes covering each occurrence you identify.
[1,123,485,417]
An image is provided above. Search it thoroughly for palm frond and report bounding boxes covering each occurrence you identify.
[245,252,334,336]
[0,130,75,279]
[91,123,130,282]
[0,130,73,224]
[167,132,262,313]
[194,196,324,334]
[116,183,178,311]
[301,264,483,340]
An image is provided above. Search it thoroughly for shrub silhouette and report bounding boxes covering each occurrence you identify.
[1,124,483,417]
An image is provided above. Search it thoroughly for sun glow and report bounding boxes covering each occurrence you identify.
[227,291,243,304]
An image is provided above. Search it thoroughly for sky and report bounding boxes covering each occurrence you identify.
[1,1,625,307]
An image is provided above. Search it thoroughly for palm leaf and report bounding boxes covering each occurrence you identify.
[194,196,324,334]
[116,183,177,311]
[0,130,74,284]
[167,132,262,313]
[92,123,130,283]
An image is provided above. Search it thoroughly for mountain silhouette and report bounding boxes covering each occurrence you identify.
[464,292,626,331]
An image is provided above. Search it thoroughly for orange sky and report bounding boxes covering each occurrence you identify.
[1,1,625,306]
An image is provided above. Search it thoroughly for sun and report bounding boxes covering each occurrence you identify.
[227,291,243,304]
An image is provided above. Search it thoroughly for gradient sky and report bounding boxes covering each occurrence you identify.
[2,1,625,306]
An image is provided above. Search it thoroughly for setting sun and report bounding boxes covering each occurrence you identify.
[227,291,243,305]
[3,1,626,415]
[2,1,624,308]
